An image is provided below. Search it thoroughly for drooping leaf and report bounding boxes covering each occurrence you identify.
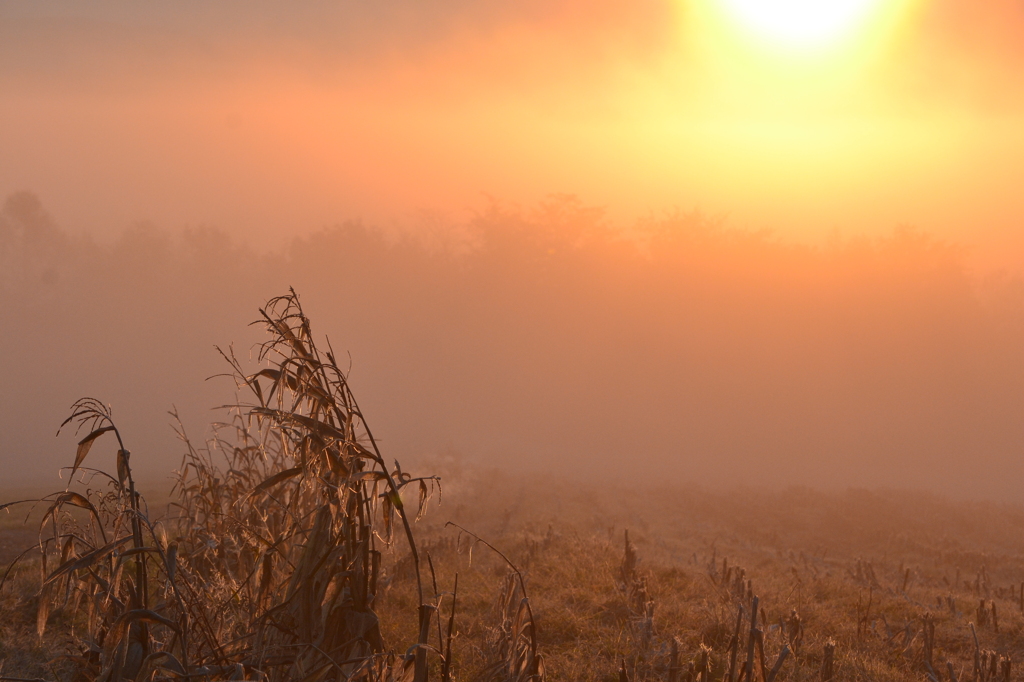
[54,491,93,510]
[382,494,394,543]
[257,551,274,604]
[41,491,102,529]
[165,542,178,584]
[116,448,131,487]
[43,535,133,587]
[324,446,349,477]
[136,650,188,682]
[250,407,347,442]
[416,480,432,521]
[112,608,181,632]
[61,535,76,564]
[351,471,387,484]
[40,493,105,544]
[36,581,52,638]
[72,426,116,479]
[251,466,303,496]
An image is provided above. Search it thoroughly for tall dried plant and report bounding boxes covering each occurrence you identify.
[3,290,441,681]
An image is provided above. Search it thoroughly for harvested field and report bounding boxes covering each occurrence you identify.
[5,470,1024,680]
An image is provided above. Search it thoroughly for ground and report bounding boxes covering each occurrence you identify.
[3,470,1024,681]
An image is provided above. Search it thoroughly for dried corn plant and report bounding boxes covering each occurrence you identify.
[482,572,544,682]
[1,398,172,682]
[445,524,544,682]
[2,290,442,682]
[617,531,654,649]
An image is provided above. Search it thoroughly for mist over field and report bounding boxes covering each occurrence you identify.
[4,1,1024,498]
[10,4,1024,681]
[2,190,1021,499]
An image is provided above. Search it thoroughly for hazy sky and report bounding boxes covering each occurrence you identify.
[3,1,1024,269]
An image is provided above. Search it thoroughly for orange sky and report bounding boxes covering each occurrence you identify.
[2,1,1024,270]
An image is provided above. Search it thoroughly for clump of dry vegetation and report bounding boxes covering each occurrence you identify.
[0,291,541,681]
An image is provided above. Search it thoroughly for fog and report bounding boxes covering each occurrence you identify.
[3,3,1024,500]
[1,191,1021,499]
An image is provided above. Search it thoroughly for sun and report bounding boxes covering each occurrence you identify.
[717,0,886,49]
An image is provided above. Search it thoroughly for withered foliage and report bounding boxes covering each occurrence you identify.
[2,291,451,681]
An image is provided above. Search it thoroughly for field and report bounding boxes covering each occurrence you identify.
[5,467,1024,681]
[2,292,1023,681]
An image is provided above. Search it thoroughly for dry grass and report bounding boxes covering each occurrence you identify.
[3,292,1024,681]
[6,470,1024,682]
[369,470,1024,682]
[0,291,541,682]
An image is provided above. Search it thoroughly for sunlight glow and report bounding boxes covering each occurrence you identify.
[718,0,886,48]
